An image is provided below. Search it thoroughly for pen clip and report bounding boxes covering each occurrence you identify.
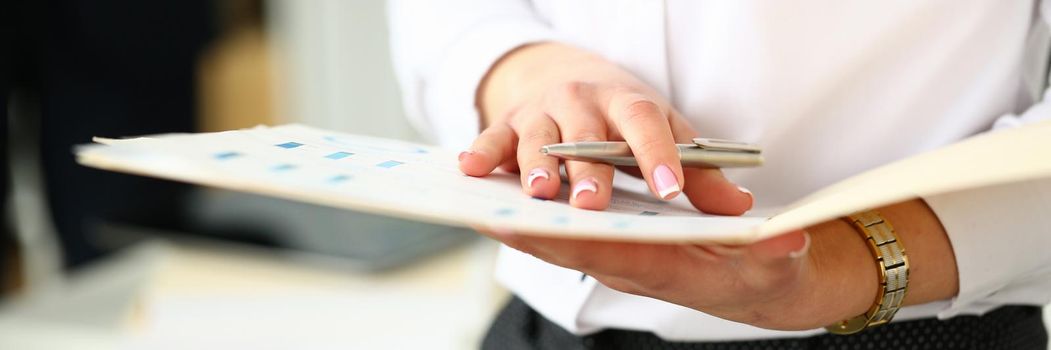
[691,138,762,153]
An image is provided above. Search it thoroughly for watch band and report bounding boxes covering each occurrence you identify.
[825,210,910,335]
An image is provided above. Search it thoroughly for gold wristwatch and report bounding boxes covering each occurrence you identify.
[825,210,910,335]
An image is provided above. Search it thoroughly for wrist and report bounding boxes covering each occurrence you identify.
[800,218,880,328]
[802,199,957,332]
[877,199,957,305]
[741,220,876,331]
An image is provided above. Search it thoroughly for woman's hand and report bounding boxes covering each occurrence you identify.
[460,42,751,214]
[479,199,959,331]
[460,43,960,330]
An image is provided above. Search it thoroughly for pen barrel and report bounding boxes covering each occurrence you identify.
[543,142,763,168]
[677,148,763,168]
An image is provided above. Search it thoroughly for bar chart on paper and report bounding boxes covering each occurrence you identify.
[75,124,770,243]
[76,119,1051,243]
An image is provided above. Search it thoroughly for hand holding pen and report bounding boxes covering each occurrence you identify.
[455,43,815,330]
[457,43,754,215]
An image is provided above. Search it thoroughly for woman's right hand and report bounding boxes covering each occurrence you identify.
[461,42,751,215]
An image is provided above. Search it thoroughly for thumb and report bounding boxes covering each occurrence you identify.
[748,230,811,263]
[680,168,754,216]
[666,114,752,216]
[740,230,811,288]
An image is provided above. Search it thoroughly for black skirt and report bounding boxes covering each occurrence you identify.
[482,296,1048,350]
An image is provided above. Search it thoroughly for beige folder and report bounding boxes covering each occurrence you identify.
[76,120,1051,244]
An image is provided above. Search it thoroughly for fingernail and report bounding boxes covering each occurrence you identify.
[527,168,549,188]
[737,186,752,196]
[653,164,681,199]
[572,178,598,200]
[458,150,474,162]
[788,232,812,259]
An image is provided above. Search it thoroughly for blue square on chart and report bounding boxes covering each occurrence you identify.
[276,142,303,149]
[214,151,241,160]
[325,152,353,160]
[376,160,404,168]
[271,164,297,172]
[328,174,352,183]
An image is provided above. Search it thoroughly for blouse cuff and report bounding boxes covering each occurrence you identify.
[923,177,1051,319]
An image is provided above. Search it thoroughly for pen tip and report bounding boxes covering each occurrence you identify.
[539,147,549,154]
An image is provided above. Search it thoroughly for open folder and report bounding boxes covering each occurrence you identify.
[75,121,1051,244]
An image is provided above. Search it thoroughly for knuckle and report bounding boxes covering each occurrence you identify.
[621,99,664,123]
[606,84,636,96]
[630,136,672,158]
[555,81,591,100]
[565,131,604,142]
[521,128,558,144]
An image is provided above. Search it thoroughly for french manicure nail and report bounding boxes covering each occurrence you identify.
[653,164,681,199]
[527,168,549,188]
[572,178,598,200]
[788,232,812,259]
[458,150,474,162]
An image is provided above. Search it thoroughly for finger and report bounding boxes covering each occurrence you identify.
[668,115,753,215]
[565,162,615,210]
[681,168,753,215]
[472,226,538,254]
[680,244,729,263]
[614,166,644,179]
[499,234,680,284]
[548,83,615,210]
[748,230,811,262]
[699,243,747,257]
[740,230,811,288]
[586,273,653,297]
[459,122,517,177]
[509,111,562,199]
[606,93,683,200]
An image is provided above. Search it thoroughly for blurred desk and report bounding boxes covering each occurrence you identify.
[0,236,508,349]
[129,237,508,349]
[2,233,1051,349]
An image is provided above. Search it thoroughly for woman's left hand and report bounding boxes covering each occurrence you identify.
[478,198,959,331]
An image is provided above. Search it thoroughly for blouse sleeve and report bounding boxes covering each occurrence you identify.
[926,3,1051,317]
[387,0,559,150]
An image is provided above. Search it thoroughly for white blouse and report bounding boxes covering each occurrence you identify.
[388,0,1051,341]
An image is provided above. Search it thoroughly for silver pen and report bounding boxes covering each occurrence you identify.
[540,138,763,168]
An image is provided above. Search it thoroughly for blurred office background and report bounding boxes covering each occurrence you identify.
[0,1,505,349]
[4,1,1050,349]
